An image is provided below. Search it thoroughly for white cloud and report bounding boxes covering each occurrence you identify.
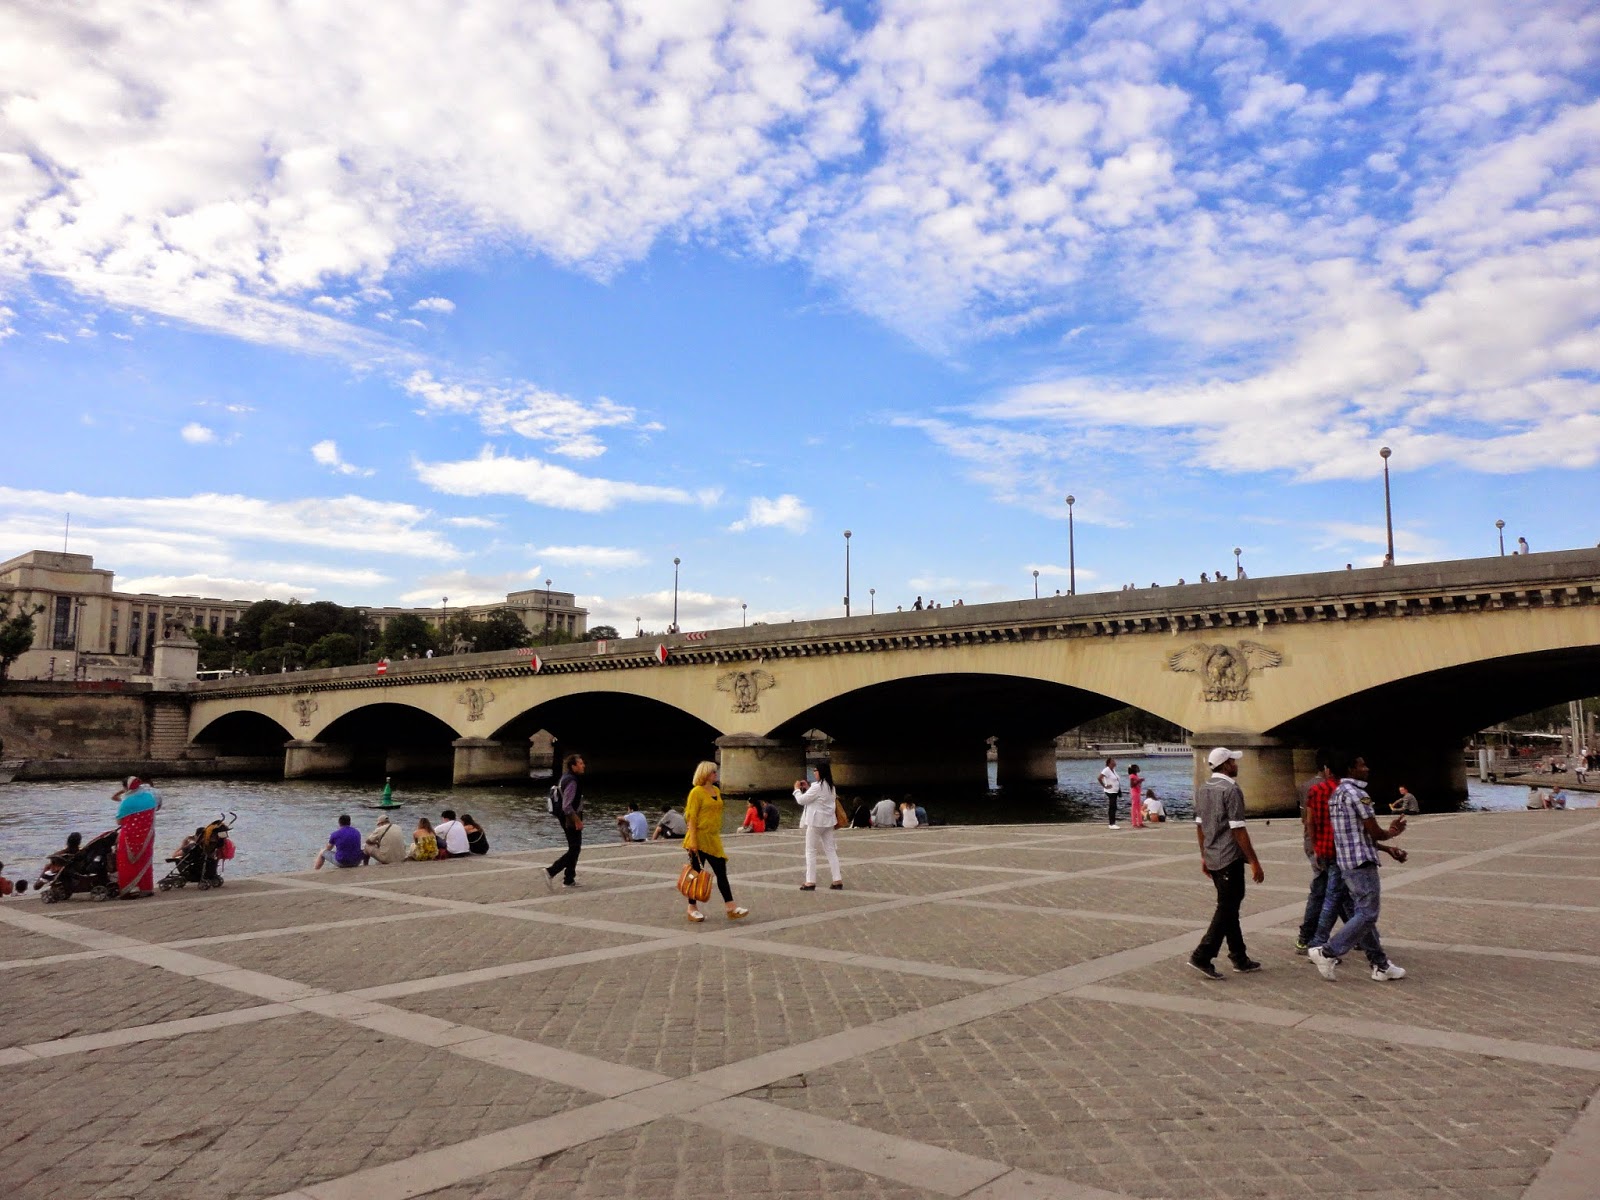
[404,370,642,459]
[311,438,376,477]
[396,568,544,607]
[180,422,216,444]
[414,447,700,512]
[533,545,646,569]
[441,515,499,529]
[587,588,745,632]
[728,494,812,533]
[411,296,455,313]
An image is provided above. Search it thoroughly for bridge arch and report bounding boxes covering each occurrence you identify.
[488,690,725,782]
[191,710,294,757]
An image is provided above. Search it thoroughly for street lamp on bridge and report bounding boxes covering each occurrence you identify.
[545,578,553,645]
[741,602,747,627]
[1065,495,1076,596]
[1380,447,1395,566]
[869,587,875,615]
[441,596,448,652]
[843,530,852,617]
[1033,569,1039,599]
[1233,547,1242,579]
[1496,519,1506,556]
[671,558,680,633]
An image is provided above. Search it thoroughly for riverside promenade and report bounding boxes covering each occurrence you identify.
[2,811,1598,1199]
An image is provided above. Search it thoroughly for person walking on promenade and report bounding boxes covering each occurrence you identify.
[544,754,586,889]
[1297,752,1337,954]
[1128,763,1145,829]
[111,776,161,898]
[794,763,844,891]
[1308,751,1409,982]
[1188,748,1264,979]
[683,761,749,922]
[1099,757,1122,829]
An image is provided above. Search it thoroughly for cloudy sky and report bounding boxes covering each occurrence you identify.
[2,1,1597,631]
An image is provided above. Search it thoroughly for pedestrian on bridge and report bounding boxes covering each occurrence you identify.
[543,754,585,889]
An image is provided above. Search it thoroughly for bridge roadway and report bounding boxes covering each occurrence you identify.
[189,549,1600,813]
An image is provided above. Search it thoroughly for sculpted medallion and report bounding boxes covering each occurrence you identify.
[292,693,319,727]
[716,668,775,713]
[1167,641,1282,702]
[457,685,495,722]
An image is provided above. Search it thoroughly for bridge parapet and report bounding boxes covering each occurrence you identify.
[196,548,1600,700]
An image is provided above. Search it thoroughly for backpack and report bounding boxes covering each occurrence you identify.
[547,783,561,816]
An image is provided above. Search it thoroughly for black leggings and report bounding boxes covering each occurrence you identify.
[690,851,733,903]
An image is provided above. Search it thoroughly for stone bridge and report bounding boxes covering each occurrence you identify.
[187,550,1600,813]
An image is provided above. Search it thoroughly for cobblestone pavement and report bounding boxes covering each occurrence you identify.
[2,812,1598,1199]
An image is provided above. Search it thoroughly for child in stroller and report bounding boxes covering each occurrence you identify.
[158,813,236,891]
[37,830,120,902]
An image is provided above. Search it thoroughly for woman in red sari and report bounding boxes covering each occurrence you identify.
[112,776,161,898]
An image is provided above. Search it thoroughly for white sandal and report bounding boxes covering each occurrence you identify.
[687,909,706,922]
[727,906,749,920]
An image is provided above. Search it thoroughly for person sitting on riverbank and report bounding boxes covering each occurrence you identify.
[434,810,470,858]
[1527,786,1547,810]
[406,817,438,861]
[314,814,364,870]
[871,796,897,827]
[1142,788,1166,823]
[0,864,11,897]
[617,803,649,842]
[362,815,407,865]
[851,800,872,828]
[739,800,766,833]
[899,799,920,828]
[653,807,687,840]
[461,814,489,854]
[1388,786,1420,815]
[1550,787,1569,810]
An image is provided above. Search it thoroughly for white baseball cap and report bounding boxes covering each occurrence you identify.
[1206,747,1243,768]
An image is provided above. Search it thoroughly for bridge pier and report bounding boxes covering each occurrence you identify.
[452,738,530,786]
[1189,733,1299,817]
[829,740,988,790]
[716,734,805,795]
[284,740,358,780]
[995,737,1061,785]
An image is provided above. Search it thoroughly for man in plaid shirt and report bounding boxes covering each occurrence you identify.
[1307,749,1409,982]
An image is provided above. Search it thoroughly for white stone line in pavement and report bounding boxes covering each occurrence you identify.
[941,898,1201,929]
[1522,1083,1600,1200]
[1,1002,300,1065]
[1253,925,1600,969]
[0,949,109,970]
[1454,868,1600,884]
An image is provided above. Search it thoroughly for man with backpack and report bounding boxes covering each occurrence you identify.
[544,754,585,889]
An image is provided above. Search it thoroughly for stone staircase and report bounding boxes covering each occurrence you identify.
[146,698,190,759]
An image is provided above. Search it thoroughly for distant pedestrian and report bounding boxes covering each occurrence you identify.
[1296,752,1337,954]
[1518,536,1530,554]
[683,761,748,921]
[1128,763,1145,829]
[543,753,585,889]
[1307,751,1409,982]
[794,762,843,891]
[913,596,923,610]
[1188,748,1264,979]
[1099,757,1122,828]
[1201,572,1210,583]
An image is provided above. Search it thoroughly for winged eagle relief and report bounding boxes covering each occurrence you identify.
[1167,641,1283,702]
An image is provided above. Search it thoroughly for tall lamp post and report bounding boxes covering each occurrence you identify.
[1033,568,1039,599]
[441,596,448,653]
[72,598,87,679]
[671,558,680,633]
[1379,446,1395,566]
[544,578,553,645]
[741,602,747,627]
[869,587,875,615]
[1065,495,1076,596]
[843,530,852,616]
[1496,519,1506,556]
[1233,547,1242,579]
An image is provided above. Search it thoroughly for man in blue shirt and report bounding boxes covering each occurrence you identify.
[1307,750,1409,982]
[315,814,364,869]
[616,802,649,843]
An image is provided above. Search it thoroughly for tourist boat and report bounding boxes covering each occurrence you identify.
[1140,743,1193,757]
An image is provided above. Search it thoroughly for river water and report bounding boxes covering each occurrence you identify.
[0,759,1558,882]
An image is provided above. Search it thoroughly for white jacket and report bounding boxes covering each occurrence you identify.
[793,781,838,829]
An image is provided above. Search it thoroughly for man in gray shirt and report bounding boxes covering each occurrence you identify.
[1189,747,1265,980]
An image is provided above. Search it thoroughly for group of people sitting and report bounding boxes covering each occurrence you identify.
[616,803,690,842]
[314,808,489,868]
[845,796,928,828]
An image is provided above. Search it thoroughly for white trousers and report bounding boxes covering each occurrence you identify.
[804,824,842,884]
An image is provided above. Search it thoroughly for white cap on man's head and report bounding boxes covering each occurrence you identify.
[1206,747,1243,768]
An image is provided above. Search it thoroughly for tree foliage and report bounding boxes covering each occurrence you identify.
[379,613,437,657]
[587,624,620,641]
[190,626,233,671]
[0,598,43,680]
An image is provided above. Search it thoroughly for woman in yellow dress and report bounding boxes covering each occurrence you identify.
[683,760,749,922]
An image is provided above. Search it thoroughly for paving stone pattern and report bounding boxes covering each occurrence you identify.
[0,812,1597,1199]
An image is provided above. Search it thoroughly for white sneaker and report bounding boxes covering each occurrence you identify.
[1371,962,1407,982]
[542,870,558,893]
[1108,824,1120,830]
[1306,945,1339,980]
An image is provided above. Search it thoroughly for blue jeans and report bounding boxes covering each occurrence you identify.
[1298,858,1331,945]
[1323,862,1388,967]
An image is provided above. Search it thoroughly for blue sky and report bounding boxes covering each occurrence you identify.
[1,1,1596,631]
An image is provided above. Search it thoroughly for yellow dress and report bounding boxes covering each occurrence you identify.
[683,785,726,859]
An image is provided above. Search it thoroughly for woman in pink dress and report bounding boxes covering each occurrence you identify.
[1127,764,1144,829]
[112,776,161,898]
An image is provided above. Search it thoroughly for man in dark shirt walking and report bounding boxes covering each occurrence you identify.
[544,753,585,889]
[1189,747,1265,979]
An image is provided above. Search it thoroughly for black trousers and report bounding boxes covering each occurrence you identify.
[1194,859,1248,964]
[1105,791,1120,825]
[689,851,733,903]
[548,815,582,884]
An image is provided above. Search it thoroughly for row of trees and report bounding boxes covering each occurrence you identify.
[196,598,621,674]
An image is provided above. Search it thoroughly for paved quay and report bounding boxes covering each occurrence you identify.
[3,811,1599,1199]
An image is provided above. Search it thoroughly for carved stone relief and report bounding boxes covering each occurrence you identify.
[1167,641,1282,701]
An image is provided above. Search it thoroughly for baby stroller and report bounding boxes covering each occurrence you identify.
[158,813,237,891]
[37,829,120,903]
